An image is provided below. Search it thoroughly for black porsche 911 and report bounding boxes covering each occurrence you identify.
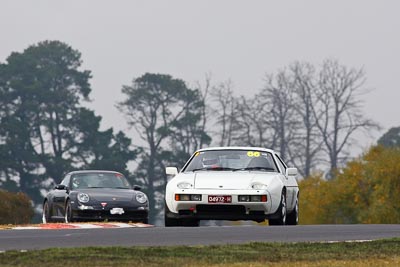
[42,170,149,224]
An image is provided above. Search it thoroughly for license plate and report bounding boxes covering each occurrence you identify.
[208,195,232,203]
[110,208,125,215]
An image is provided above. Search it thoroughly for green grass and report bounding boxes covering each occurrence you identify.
[1,239,400,267]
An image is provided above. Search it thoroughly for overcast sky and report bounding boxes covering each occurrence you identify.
[1,0,399,148]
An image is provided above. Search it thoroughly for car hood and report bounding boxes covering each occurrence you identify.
[76,188,137,202]
[191,171,278,190]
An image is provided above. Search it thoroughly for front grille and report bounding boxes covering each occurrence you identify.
[196,205,246,215]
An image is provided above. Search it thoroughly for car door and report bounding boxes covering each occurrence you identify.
[274,154,296,210]
[52,174,71,217]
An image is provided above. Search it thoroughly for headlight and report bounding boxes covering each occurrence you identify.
[77,193,90,203]
[251,183,268,190]
[175,194,202,201]
[177,182,192,189]
[135,193,148,204]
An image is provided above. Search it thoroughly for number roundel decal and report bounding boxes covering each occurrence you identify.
[247,151,260,157]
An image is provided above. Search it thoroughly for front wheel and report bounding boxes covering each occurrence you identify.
[269,193,287,226]
[42,201,51,223]
[181,219,199,227]
[164,201,199,227]
[164,201,180,227]
[165,216,181,227]
[64,199,75,223]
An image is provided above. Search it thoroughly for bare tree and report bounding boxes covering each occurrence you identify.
[260,71,300,161]
[288,62,323,177]
[210,80,240,146]
[198,60,377,179]
[312,59,379,178]
[233,94,273,147]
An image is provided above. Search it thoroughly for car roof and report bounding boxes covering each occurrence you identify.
[67,170,123,175]
[196,146,276,154]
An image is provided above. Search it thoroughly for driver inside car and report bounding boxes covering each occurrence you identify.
[201,156,221,169]
[71,176,89,189]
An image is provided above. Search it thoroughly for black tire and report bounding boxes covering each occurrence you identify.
[286,197,299,225]
[165,216,199,227]
[181,219,199,227]
[164,201,180,227]
[164,201,199,227]
[269,193,287,226]
[165,216,181,227]
[42,201,51,223]
[141,218,149,224]
[64,199,74,223]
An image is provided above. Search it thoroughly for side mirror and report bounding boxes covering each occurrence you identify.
[133,185,141,191]
[55,184,67,190]
[166,167,178,176]
[286,168,298,177]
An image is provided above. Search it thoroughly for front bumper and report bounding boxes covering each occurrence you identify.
[166,189,273,221]
[71,201,149,222]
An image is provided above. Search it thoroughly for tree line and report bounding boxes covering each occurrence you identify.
[0,41,378,223]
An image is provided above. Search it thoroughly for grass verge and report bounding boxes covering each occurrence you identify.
[1,238,400,266]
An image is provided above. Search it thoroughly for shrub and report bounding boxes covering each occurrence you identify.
[299,146,400,224]
[0,190,34,224]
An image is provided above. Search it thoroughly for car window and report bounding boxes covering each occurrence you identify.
[183,150,279,172]
[71,172,131,189]
[275,154,287,174]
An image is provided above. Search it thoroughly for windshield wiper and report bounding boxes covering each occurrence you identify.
[191,167,235,172]
[233,167,276,172]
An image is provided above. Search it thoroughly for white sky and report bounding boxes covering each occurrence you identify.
[1,0,399,148]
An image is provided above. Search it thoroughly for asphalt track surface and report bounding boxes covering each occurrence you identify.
[1,224,400,251]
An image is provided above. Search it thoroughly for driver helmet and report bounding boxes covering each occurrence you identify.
[72,176,87,189]
[202,156,220,168]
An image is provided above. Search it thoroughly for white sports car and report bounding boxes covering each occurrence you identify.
[164,147,299,227]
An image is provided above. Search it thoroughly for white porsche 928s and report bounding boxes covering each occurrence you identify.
[164,147,299,227]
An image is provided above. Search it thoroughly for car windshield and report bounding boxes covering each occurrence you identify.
[70,172,132,190]
[183,150,278,172]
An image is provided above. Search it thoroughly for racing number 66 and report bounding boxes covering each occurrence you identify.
[247,151,260,157]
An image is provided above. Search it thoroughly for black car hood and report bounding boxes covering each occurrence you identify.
[75,188,138,202]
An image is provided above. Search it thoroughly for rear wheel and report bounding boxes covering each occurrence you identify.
[64,199,75,223]
[286,197,299,225]
[42,201,51,223]
[269,193,287,226]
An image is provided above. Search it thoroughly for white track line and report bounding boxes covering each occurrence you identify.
[13,226,42,230]
[12,223,153,230]
[69,224,103,229]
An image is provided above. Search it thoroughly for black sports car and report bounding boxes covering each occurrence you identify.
[42,170,149,223]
